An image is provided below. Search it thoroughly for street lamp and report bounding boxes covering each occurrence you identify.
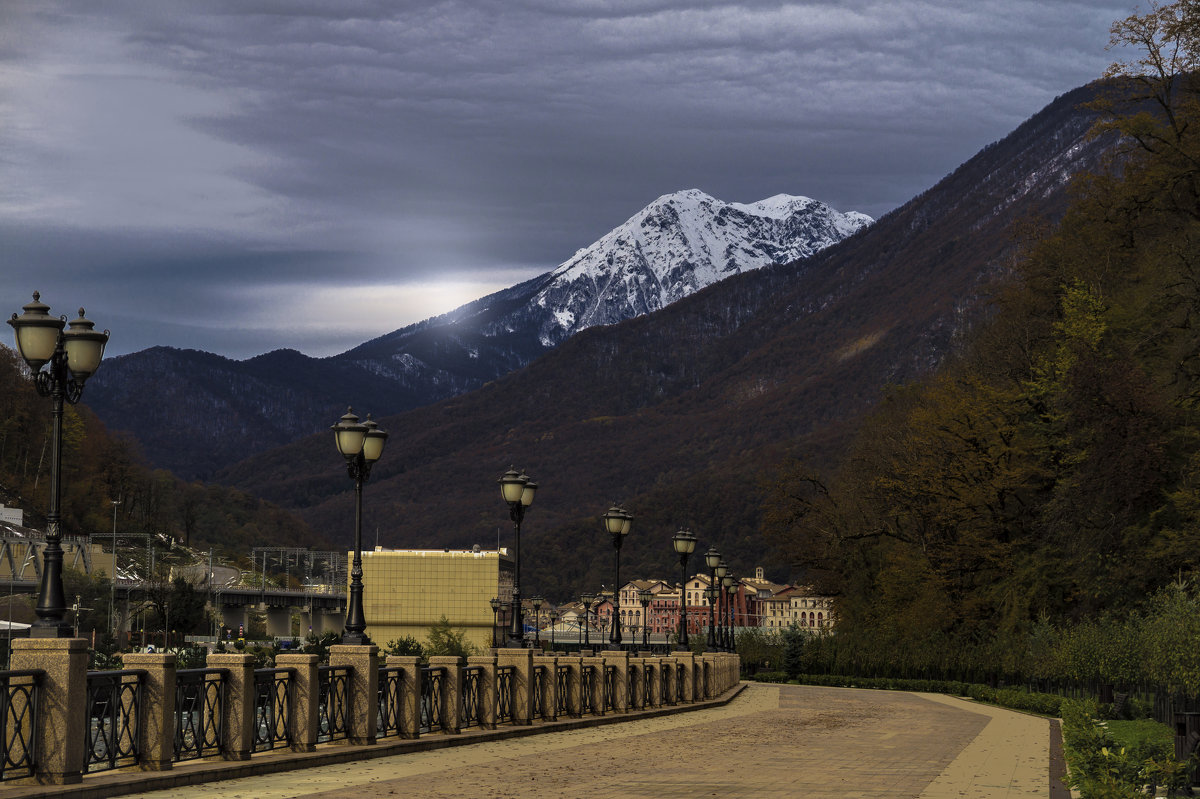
[532,596,543,649]
[671,529,696,651]
[715,559,729,650]
[724,576,736,652]
[8,294,108,637]
[580,593,594,649]
[332,407,388,645]
[603,505,632,646]
[548,608,560,650]
[499,468,537,648]
[704,548,721,651]
[638,588,651,648]
[489,597,501,648]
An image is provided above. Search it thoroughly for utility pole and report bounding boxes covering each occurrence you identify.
[109,498,121,644]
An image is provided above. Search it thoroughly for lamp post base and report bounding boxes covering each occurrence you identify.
[30,623,74,639]
[341,631,372,646]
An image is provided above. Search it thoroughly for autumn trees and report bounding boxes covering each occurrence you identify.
[765,0,1200,684]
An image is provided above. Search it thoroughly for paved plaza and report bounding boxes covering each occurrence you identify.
[119,683,1058,799]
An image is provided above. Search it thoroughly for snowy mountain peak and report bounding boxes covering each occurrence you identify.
[531,189,872,346]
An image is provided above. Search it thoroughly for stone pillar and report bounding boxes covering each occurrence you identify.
[676,652,695,702]
[467,654,497,730]
[647,658,662,707]
[385,656,422,738]
[496,647,534,725]
[428,656,463,734]
[123,652,176,771]
[11,639,88,784]
[534,654,559,721]
[329,644,379,745]
[563,655,583,718]
[275,653,318,751]
[206,653,255,760]
[602,650,630,713]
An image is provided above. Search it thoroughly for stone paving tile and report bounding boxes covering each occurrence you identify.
[123,684,1049,799]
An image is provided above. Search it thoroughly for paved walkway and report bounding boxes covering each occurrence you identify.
[119,684,1056,799]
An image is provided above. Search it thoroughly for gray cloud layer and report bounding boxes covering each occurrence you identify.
[0,0,1132,357]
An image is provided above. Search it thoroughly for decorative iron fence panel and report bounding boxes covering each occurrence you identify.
[0,670,41,781]
[676,664,685,703]
[420,667,444,733]
[661,663,670,703]
[643,664,652,708]
[627,666,638,710]
[460,667,483,729]
[84,669,145,772]
[317,666,349,743]
[174,668,227,762]
[496,666,515,724]
[582,665,596,714]
[377,667,404,739]
[252,668,292,752]
[603,665,616,712]
[532,665,545,720]
[555,665,569,716]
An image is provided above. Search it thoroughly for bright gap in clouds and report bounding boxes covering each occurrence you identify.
[253,278,530,357]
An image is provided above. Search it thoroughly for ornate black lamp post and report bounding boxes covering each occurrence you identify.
[531,596,543,649]
[499,468,537,648]
[715,559,729,650]
[671,529,696,650]
[703,547,721,651]
[724,576,736,652]
[580,593,594,649]
[8,293,108,638]
[548,608,560,650]
[332,407,388,645]
[489,597,501,648]
[602,505,632,646]
[638,588,651,648]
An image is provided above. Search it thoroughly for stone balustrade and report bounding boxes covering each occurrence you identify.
[3,639,740,788]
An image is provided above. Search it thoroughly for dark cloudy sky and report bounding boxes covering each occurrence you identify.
[1,1,1133,359]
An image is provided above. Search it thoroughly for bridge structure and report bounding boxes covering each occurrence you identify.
[0,532,349,641]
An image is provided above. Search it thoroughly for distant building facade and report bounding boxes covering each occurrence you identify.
[357,547,514,651]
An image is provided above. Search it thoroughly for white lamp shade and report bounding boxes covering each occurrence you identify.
[332,408,367,458]
[715,560,728,578]
[603,506,626,535]
[361,417,388,462]
[520,479,537,506]
[620,511,632,535]
[705,547,721,569]
[8,292,64,371]
[672,530,696,555]
[499,468,526,504]
[63,309,108,381]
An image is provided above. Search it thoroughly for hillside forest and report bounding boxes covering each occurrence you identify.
[0,344,327,557]
[765,1,1200,684]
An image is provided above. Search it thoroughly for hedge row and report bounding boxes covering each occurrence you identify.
[752,672,1065,716]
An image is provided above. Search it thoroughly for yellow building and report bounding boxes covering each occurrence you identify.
[358,547,514,652]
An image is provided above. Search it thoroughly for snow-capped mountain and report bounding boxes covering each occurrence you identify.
[521,189,872,347]
[86,189,870,479]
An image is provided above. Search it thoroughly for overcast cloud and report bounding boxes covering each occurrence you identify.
[0,0,1133,358]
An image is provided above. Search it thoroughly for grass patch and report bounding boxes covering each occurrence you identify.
[1106,718,1174,760]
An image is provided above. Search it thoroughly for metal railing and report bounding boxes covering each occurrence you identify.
[661,663,670,704]
[532,665,547,720]
[643,664,653,708]
[460,666,483,728]
[627,666,640,710]
[556,665,569,716]
[317,666,349,743]
[252,668,292,752]
[676,664,685,703]
[84,669,145,772]
[377,667,404,739]
[420,667,444,733]
[0,670,41,781]
[496,665,515,724]
[174,668,226,762]
[603,665,616,712]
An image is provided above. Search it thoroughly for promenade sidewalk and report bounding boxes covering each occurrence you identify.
[108,683,1058,799]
